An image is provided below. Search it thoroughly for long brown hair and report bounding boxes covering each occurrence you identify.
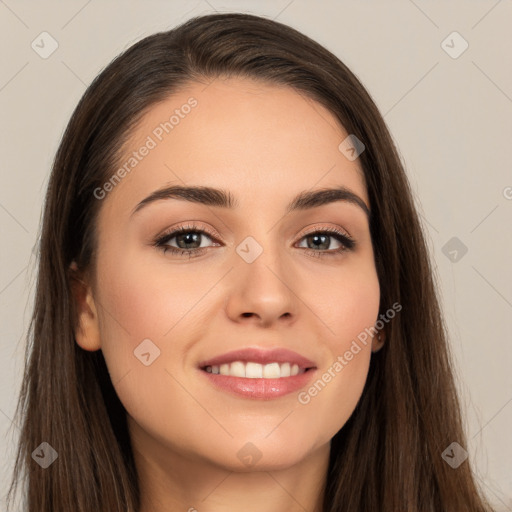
[7,12,493,511]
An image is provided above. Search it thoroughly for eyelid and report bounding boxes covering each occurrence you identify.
[300,224,353,240]
[154,221,220,243]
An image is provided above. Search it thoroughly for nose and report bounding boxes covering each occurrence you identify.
[225,246,297,328]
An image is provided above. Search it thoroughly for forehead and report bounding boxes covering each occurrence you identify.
[103,77,368,216]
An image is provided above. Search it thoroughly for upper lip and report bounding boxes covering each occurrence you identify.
[198,347,317,370]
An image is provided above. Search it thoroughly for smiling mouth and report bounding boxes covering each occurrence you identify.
[201,361,315,378]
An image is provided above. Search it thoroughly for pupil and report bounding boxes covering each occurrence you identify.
[310,234,328,250]
[178,232,200,248]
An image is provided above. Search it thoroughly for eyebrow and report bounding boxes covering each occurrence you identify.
[131,184,370,220]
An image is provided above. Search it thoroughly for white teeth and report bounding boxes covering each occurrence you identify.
[230,361,246,377]
[246,362,263,378]
[204,361,307,378]
[280,362,291,377]
[262,362,280,378]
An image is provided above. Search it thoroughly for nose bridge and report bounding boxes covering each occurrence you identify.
[235,230,285,283]
[234,205,290,270]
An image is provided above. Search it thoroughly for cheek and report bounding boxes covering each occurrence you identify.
[92,246,198,390]
[296,264,379,434]
[310,259,381,350]
[93,252,200,440]
[96,246,205,342]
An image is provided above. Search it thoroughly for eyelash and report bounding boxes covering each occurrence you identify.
[153,222,356,259]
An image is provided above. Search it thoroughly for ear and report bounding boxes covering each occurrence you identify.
[371,329,386,353]
[69,261,101,351]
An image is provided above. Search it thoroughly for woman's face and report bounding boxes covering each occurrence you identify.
[75,77,382,472]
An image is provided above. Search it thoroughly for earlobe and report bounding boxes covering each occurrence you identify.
[371,331,385,353]
[69,262,101,352]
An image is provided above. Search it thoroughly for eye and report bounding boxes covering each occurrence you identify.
[153,222,219,258]
[296,227,355,258]
[153,223,356,259]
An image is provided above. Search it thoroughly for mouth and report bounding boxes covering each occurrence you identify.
[197,347,318,400]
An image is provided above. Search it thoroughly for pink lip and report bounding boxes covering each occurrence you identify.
[197,347,317,370]
[200,369,317,400]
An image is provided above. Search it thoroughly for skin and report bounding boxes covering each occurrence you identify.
[72,77,385,512]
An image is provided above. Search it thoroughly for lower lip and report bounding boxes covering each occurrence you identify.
[199,368,317,400]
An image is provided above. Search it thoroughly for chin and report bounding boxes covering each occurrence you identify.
[203,435,318,472]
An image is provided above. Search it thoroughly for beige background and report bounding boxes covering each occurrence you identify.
[1,0,511,509]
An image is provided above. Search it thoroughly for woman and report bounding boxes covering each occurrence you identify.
[7,12,493,512]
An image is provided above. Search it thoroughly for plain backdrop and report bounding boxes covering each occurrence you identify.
[0,0,511,510]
